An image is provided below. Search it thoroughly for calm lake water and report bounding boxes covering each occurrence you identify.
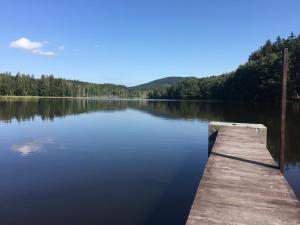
[0,99,299,225]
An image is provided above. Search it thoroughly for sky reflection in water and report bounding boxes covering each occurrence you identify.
[0,99,299,225]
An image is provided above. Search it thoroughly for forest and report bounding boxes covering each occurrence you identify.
[0,73,146,98]
[149,33,300,101]
[1,33,299,101]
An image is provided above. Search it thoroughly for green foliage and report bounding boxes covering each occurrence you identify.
[149,33,300,101]
[132,77,191,90]
[0,73,146,98]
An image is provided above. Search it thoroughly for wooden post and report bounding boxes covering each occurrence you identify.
[280,48,288,174]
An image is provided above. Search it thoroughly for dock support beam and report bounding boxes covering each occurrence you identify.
[280,48,288,174]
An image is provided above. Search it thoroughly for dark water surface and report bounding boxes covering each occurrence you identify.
[0,99,299,225]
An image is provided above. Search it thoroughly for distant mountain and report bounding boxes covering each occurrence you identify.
[131,77,193,90]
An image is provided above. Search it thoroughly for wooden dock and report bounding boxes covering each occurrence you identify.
[185,122,300,225]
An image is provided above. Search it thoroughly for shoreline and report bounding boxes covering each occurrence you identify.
[0,96,146,100]
[0,95,299,103]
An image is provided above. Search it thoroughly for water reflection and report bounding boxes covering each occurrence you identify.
[0,99,299,225]
[11,137,55,156]
[0,99,299,162]
[0,99,299,196]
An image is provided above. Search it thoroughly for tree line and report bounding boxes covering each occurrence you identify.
[0,73,147,98]
[149,33,300,101]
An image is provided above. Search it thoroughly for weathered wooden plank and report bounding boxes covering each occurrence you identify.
[185,122,300,225]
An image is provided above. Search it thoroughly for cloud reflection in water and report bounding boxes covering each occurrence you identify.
[12,137,55,156]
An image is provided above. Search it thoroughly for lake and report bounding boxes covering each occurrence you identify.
[0,99,299,225]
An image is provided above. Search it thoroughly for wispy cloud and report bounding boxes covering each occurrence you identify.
[11,137,55,156]
[9,37,56,56]
[58,45,64,51]
[32,49,55,56]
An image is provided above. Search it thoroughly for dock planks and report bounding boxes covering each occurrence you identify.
[185,123,300,225]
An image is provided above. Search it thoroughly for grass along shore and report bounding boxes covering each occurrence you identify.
[0,95,148,100]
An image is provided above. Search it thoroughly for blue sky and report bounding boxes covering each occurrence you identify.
[0,0,299,86]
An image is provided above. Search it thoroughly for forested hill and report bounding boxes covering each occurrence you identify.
[0,74,185,98]
[131,77,191,90]
[149,33,300,101]
[0,74,145,98]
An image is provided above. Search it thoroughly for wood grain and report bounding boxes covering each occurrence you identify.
[185,126,300,225]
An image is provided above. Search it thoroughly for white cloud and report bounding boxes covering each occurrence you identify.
[9,37,56,56]
[32,49,55,56]
[58,46,64,51]
[10,37,42,50]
